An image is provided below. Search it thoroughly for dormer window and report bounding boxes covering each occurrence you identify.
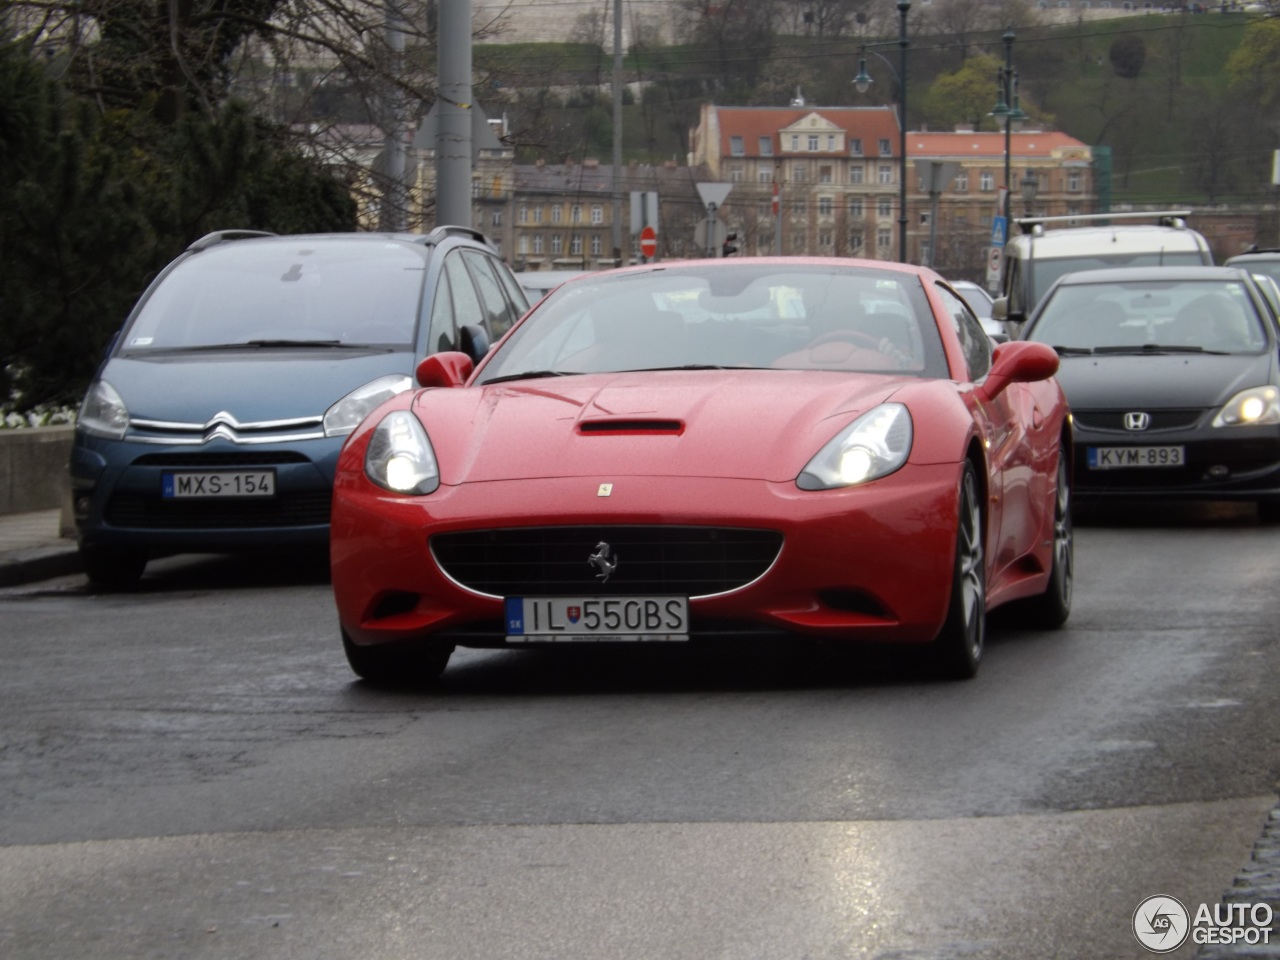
[850,139,863,157]
[730,135,745,156]
[879,138,892,156]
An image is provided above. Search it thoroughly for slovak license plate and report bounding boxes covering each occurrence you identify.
[505,596,689,642]
[1087,446,1185,470]
[161,470,276,498]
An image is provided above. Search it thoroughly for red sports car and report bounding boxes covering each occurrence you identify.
[331,258,1072,681]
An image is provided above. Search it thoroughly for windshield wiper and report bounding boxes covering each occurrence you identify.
[1093,344,1228,356]
[480,369,577,385]
[1051,345,1095,356]
[243,338,345,348]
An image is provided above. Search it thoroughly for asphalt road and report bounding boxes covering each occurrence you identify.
[1,500,1278,959]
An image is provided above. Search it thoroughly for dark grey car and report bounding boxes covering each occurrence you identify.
[1020,266,1280,520]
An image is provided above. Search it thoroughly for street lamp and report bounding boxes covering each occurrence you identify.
[988,28,1026,224]
[852,0,912,263]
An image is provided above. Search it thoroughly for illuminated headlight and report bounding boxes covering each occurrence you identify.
[797,402,913,490]
[1212,386,1280,427]
[77,380,129,439]
[324,375,413,437]
[364,410,439,495]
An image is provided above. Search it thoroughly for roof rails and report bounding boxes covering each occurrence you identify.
[423,225,493,248]
[186,229,278,252]
[1014,210,1193,235]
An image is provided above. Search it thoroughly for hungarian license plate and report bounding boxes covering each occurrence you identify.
[1087,446,1185,470]
[161,470,277,498]
[505,596,689,642]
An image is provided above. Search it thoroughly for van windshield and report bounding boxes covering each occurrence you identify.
[1031,252,1207,311]
[121,241,425,352]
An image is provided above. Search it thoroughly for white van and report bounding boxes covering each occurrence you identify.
[993,210,1213,323]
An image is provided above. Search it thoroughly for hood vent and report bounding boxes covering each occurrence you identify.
[579,419,684,435]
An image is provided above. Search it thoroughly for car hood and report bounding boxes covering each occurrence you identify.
[1054,352,1275,410]
[101,350,412,422]
[416,370,911,484]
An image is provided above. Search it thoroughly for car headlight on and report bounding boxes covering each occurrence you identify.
[77,380,130,439]
[797,402,913,490]
[324,375,413,437]
[364,410,440,495]
[1212,386,1280,427]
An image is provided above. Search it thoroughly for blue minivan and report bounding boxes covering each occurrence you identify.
[71,226,528,587]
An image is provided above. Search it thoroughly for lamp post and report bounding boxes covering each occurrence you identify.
[1020,167,1039,217]
[988,28,1026,224]
[852,0,912,263]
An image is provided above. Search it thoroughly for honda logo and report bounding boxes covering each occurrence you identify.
[1124,412,1151,431]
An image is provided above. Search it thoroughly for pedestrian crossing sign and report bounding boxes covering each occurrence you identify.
[991,216,1008,247]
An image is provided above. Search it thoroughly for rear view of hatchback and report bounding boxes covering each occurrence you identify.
[72,226,528,587]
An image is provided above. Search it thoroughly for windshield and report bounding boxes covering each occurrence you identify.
[121,240,426,351]
[1027,278,1270,355]
[476,264,950,383]
[1029,252,1207,309]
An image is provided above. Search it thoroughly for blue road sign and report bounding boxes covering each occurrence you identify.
[991,216,1008,247]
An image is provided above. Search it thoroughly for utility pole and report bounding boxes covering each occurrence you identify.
[380,0,407,231]
[611,0,623,265]
[436,0,473,227]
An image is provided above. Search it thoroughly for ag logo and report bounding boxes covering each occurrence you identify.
[1133,895,1190,953]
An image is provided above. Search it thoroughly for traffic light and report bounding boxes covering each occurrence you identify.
[722,231,739,257]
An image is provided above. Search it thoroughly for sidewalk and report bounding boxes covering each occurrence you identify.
[0,508,82,587]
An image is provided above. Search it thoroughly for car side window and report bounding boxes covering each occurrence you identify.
[937,283,992,381]
[427,268,458,353]
[463,250,523,338]
[442,251,488,336]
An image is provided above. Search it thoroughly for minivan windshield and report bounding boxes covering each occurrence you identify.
[120,240,426,352]
[1030,252,1207,312]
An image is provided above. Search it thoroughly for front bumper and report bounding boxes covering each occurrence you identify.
[332,465,965,651]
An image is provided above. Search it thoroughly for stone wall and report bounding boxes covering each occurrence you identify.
[0,427,73,516]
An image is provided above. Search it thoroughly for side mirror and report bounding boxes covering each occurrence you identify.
[459,323,491,363]
[991,297,1009,321]
[980,340,1059,400]
[415,351,473,389]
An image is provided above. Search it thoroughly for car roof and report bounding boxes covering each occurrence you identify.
[1008,223,1208,256]
[1226,249,1280,263]
[1049,265,1252,286]
[183,225,498,255]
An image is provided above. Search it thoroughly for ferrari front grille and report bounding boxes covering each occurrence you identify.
[431,525,783,598]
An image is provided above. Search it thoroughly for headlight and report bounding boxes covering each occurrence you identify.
[77,380,129,439]
[1212,386,1280,427]
[797,402,912,490]
[324,375,413,437]
[364,410,440,495]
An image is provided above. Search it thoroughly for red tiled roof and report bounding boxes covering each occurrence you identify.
[712,106,902,158]
[906,130,1088,159]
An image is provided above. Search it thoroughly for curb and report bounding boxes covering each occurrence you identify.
[0,543,82,587]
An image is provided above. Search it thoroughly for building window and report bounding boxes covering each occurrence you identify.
[819,230,832,248]
[980,172,995,191]
[519,235,529,254]
[518,205,529,224]
[877,227,891,250]
[758,201,770,218]
[848,198,864,218]
[955,172,969,192]
[1068,171,1082,191]
[827,134,836,151]
[850,138,863,156]
[591,234,602,255]
[551,205,562,224]
[758,167,773,183]
[807,135,818,151]
[878,198,892,218]
[551,234,563,254]
[791,233,805,253]
[819,165,833,184]
[534,207,543,224]
[792,200,806,218]
[533,234,544,254]
[879,138,891,156]
[818,196,833,217]
[571,235,583,255]
[793,164,807,183]
[760,136,773,156]
[492,211,502,226]
[591,205,603,224]
[730,135,744,156]
[849,164,864,185]
[919,212,931,226]
[878,164,893,185]
[849,233,863,252]
[571,204,582,223]
[730,165,744,182]
[790,135,800,151]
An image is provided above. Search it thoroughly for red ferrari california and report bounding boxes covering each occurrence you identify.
[331,258,1072,681]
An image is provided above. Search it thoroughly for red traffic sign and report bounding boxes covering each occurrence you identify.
[639,225,657,258]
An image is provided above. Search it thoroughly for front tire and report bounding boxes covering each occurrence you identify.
[79,543,148,589]
[341,627,454,685]
[933,462,986,680]
[1018,448,1074,628]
